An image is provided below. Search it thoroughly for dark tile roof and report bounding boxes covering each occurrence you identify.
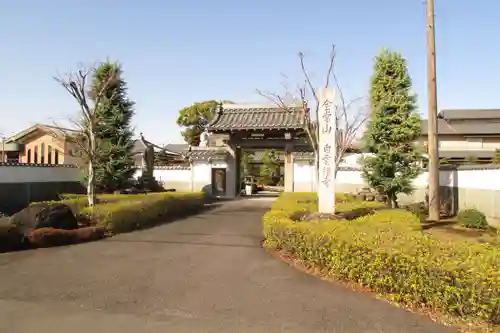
[132,138,180,155]
[164,144,189,153]
[421,119,500,135]
[439,150,496,159]
[439,109,500,120]
[293,148,314,160]
[154,165,191,170]
[182,148,229,161]
[206,104,306,131]
[131,139,148,154]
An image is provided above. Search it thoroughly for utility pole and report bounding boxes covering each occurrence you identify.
[426,0,440,221]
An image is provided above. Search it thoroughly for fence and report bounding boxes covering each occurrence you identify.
[0,163,84,214]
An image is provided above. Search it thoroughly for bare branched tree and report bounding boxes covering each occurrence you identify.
[53,63,119,207]
[256,45,368,179]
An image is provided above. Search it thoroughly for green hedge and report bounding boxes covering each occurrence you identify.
[1,192,206,251]
[81,192,206,234]
[263,192,500,324]
[31,192,176,214]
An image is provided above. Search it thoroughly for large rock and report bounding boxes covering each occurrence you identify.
[10,203,78,237]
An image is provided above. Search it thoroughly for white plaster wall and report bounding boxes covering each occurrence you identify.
[292,163,500,191]
[341,153,372,167]
[293,161,315,192]
[0,165,81,183]
[192,161,211,192]
[153,169,191,182]
[135,160,234,196]
[456,169,500,190]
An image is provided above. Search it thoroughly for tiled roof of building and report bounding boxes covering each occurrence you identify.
[206,103,307,131]
[420,119,500,135]
[164,143,189,154]
[182,148,230,161]
[293,149,315,160]
[132,134,180,155]
[438,109,500,120]
[420,109,500,135]
[4,124,79,143]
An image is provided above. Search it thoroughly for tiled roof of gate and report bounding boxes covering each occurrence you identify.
[206,104,307,131]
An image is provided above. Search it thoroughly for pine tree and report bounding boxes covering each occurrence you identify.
[92,62,136,192]
[362,49,422,208]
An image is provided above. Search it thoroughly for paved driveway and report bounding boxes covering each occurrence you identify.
[0,198,456,333]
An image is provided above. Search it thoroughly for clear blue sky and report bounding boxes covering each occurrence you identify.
[1,0,498,145]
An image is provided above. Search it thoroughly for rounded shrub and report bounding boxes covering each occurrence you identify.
[263,193,500,324]
[457,208,488,229]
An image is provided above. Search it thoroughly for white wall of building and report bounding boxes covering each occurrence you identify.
[0,165,81,183]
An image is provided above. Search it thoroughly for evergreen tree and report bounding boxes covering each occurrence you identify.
[92,62,136,192]
[176,100,234,146]
[259,150,280,185]
[240,151,255,177]
[362,49,422,208]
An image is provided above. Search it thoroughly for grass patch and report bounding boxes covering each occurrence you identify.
[263,192,500,329]
[31,192,179,215]
[80,192,206,234]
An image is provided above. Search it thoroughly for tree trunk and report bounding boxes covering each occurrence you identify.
[87,130,96,207]
[87,159,96,207]
[388,192,398,208]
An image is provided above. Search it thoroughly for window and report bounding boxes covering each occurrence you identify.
[41,143,45,164]
[54,150,59,164]
[34,146,38,163]
[6,152,20,163]
[48,146,52,164]
[27,149,31,163]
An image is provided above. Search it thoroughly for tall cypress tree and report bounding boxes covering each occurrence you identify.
[92,62,136,192]
[362,49,422,208]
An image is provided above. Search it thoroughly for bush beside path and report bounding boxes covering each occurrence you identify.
[0,192,207,251]
[263,192,500,332]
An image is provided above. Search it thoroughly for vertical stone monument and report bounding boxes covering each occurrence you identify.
[317,88,337,213]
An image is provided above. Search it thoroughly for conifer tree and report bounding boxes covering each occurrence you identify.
[362,49,422,208]
[92,62,136,192]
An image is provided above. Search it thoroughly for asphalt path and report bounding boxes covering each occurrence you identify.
[0,198,457,332]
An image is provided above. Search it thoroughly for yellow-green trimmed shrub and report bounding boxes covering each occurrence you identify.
[263,192,500,324]
[31,192,176,214]
[81,192,205,233]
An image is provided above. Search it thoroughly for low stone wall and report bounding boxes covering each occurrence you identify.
[0,181,85,215]
[0,164,84,215]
